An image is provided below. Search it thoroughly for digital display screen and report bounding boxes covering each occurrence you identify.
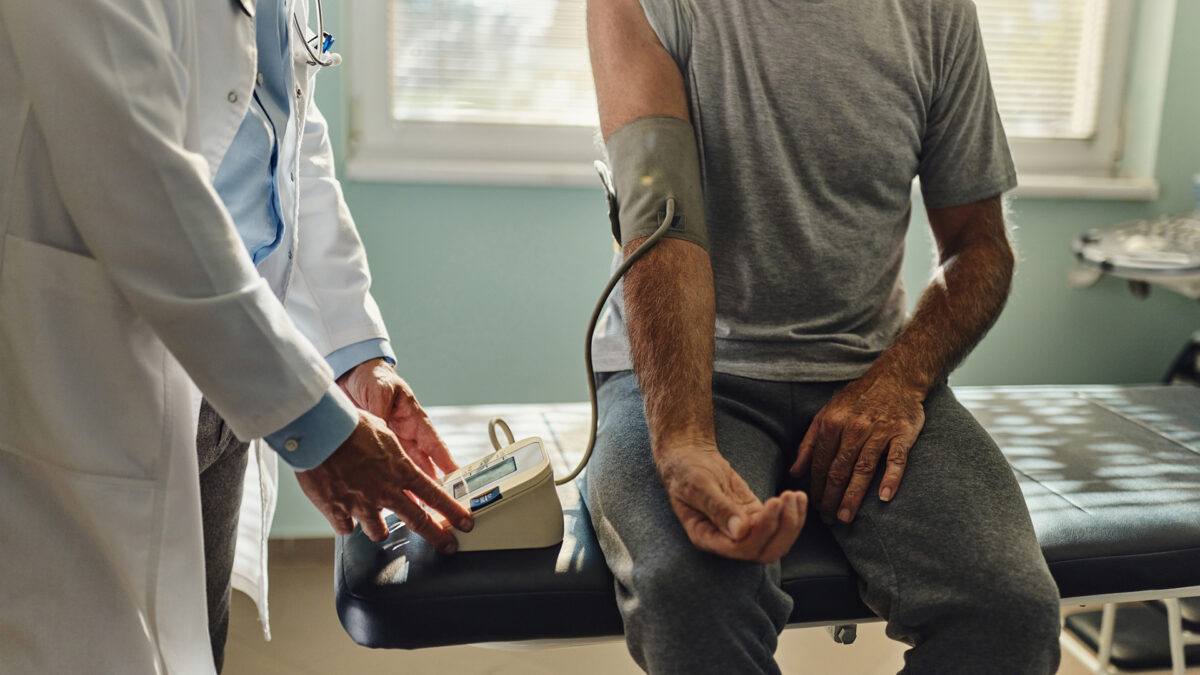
[466,457,517,492]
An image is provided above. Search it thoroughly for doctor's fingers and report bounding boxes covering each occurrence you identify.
[313,500,355,536]
[402,444,437,479]
[389,403,459,475]
[363,381,399,421]
[390,415,458,478]
[352,507,391,543]
[386,466,474,534]
[385,494,458,554]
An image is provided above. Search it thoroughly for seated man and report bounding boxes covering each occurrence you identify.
[585,0,1061,672]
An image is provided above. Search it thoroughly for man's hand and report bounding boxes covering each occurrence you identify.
[658,441,806,563]
[338,358,457,479]
[787,197,1012,526]
[295,410,474,551]
[791,369,924,525]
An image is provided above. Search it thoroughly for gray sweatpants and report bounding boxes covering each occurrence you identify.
[585,371,1061,674]
[197,399,251,674]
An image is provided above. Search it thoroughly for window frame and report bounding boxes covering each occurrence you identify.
[344,0,1171,198]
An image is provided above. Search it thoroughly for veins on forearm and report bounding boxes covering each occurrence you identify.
[623,237,717,449]
[875,201,1014,395]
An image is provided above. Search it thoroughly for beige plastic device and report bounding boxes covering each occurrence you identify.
[440,422,564,552]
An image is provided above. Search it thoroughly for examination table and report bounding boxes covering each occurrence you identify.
[335,385,1200,670]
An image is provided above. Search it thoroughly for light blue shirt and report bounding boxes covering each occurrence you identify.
[212,0,392,469]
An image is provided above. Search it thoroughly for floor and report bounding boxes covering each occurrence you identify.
[223,539,1193,675]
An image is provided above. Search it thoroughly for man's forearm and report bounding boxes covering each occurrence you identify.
[623,237,717,452]
[869,201,1014,397]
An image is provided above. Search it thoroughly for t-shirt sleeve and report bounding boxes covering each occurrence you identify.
[917,2,1017,209]
[637,0,693,72]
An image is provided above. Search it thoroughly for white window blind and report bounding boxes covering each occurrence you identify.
[390,0,597,128]
[349,0,1158,192]
[386,0,1112,139]
[976,0,1111,139]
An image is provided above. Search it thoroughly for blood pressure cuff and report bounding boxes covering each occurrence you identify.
[602,116,708,251]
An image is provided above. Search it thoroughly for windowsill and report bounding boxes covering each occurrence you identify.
[344,156,601,188]
[1009,175,1160,201]
[348,155,1163,204]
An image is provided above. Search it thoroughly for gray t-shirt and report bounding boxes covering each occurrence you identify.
[592,0,1017,382]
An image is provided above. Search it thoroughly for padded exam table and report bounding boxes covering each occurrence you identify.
[336,385,1200,668]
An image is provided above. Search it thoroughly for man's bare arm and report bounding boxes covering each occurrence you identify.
[792,196,1014,523]
[590,0,804,562]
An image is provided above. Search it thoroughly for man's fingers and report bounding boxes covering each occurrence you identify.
[806,418,840,510]
[834,436,890,523]
[746,497,784,555]
[688,474,756,539]
[878,437,912,502]
[791,432,815,477]
[757,492,806,562]
[674,502,728,550]
[677,501,768,561]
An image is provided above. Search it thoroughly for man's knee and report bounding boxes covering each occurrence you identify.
[625,544,791,633]
[949,557,1062,665]
[616,545,791,674]
[990,567,1061,648]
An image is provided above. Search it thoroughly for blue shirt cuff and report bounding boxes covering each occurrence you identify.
[326,338,396,380]
[265,383,358,470]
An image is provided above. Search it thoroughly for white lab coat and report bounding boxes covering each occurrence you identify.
[0,0,387,672]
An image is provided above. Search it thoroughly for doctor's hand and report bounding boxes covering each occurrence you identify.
[656,441,806,563]
[295,410,474,552]
[338,358,458,479]
[790,369,925,526]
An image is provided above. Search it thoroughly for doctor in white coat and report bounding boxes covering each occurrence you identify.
[0,0,473,673]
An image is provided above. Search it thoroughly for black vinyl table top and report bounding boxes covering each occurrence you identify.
[336,385,1200,649]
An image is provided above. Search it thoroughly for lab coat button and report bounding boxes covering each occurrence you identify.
[227,91,238,103]
[296,87,303,99]
[284,439,299,452]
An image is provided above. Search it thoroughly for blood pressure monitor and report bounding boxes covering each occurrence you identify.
[439,427,564,552]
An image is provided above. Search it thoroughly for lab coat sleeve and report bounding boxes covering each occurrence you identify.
[0,0,337,440]
[287,97,392,359]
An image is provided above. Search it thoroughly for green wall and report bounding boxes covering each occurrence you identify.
[271,1,1200,538]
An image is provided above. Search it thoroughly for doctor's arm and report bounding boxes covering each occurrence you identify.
[289,93,459,480]
[589,0,804,563]
[1,0,469,548]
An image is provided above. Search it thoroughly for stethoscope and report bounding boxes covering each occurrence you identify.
[292,0,341,67]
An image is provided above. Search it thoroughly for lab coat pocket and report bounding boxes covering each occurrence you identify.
[0,234,171,481]
[0,448,163,674]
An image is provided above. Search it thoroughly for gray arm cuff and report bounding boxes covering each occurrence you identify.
[605,116,708,251]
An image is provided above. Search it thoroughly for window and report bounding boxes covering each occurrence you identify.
[389,0,595,128]
[346,0,599,185]
[346,0,1168,196]
[977,0,1140,190]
